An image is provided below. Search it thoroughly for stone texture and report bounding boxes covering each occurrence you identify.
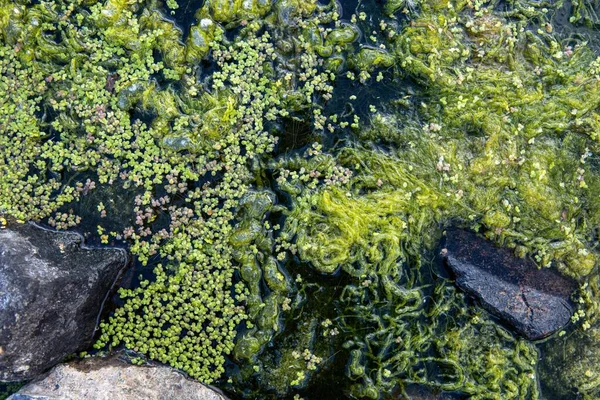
[443,229,577,340]
[0,223,128,382]
[9,354,228,400]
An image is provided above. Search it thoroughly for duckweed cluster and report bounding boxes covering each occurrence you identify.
[1,0,600,398]
[0,0,331,384]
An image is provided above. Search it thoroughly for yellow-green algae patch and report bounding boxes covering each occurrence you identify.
[273,0,600,397]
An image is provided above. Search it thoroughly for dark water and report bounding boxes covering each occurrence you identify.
[170,0,205,36]
[0,383,23,400]
[553,1,600,54]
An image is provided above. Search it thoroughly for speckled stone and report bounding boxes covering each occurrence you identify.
[0,223,128,381]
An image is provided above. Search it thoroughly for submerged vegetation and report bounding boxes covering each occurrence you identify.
[1,0,600,398]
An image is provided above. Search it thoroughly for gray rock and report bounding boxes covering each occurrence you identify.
[0,223,128,382]
[443,229,577,340]
[9,354,228,400]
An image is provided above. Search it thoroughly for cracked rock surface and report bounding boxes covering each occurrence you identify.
[443,229,577,340]
[0,223,128,381]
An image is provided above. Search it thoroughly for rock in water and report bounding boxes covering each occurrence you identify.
[0,223,128,382]
[539,326,600,399]
[539,327,600,400]
[9,354,227,400]
[443,229,576,340]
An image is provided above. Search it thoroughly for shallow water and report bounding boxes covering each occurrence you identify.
[2,0,600,398]
[57,0,600,397]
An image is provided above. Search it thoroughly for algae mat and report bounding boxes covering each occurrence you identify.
[1,0,600,398]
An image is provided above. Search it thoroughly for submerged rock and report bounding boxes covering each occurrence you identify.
[443,229,577,340]
[0,223,128,382]
[9,354,227,400]
[539,327,600,399]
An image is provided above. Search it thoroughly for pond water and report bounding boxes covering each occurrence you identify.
[1,0,600,399]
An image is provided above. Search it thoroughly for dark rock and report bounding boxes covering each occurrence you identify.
[9,353,228,400]
[443,229,577,340]
[0,223,128,382]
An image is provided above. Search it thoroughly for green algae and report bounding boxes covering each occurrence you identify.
[541,275,600,398]
[390,0,600,279]
[274,144,540,398]
[1,0,600,398]
[267,0,600,397]
[0,0,337,386]
[540,326,600,399]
